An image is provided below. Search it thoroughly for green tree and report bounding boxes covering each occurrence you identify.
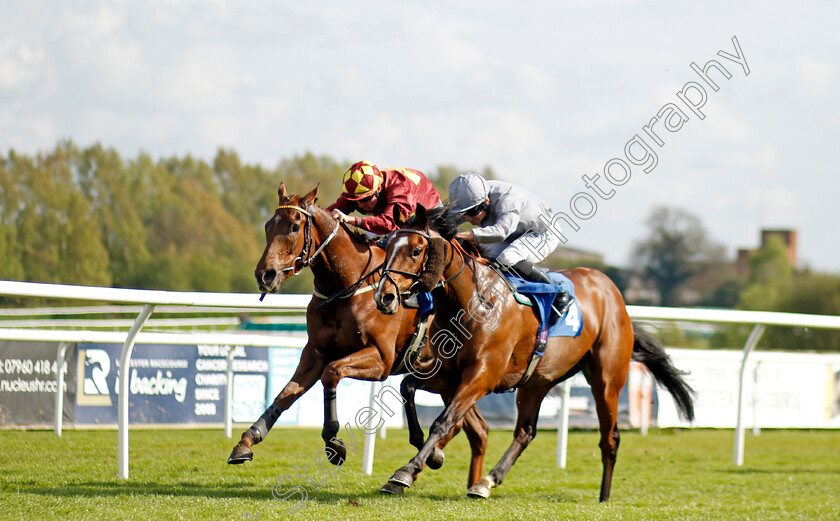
[0,143,519,300]
[631,207,724,306]
[732,239,840,351]
[737,235,793,312]
[76,144,152,288]
[10,143,111,287]
[0,153,25,281]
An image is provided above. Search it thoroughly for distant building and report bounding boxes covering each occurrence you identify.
[736,228,798,277]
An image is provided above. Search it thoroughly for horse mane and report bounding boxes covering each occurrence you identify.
[406,203,464,241]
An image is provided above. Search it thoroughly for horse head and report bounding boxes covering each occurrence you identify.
[254,182,320,293]
[374,204,447,314]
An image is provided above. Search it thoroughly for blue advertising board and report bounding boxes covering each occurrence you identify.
[74,343,269,425]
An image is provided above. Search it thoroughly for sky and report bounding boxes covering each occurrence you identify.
[1,0,838,272]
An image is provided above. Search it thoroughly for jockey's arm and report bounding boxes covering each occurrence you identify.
[326,196,354,215]
[358,192,411,235]
[328,196,361,225]
[471,209,521,244]
[455,230,475,242]
[359,204,407,234]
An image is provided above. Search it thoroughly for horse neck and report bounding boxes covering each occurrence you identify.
[307,207,377,292]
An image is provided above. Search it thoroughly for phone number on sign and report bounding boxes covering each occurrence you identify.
[0,359,56,375]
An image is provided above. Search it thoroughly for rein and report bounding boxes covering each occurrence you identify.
[274,205,386,309]
[380,229,466,298]
[312,260,384,310]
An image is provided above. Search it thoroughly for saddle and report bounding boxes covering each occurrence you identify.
[487,262,583,386]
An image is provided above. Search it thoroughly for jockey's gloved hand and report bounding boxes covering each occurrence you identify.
[331,208,354,224]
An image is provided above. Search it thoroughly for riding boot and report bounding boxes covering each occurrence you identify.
[511,260,552,284]
[512,260,574,318]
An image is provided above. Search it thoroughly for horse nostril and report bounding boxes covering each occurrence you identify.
[381,293,396,306]
[257,270,276,286]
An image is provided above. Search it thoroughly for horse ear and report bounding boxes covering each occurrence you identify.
[303,184,319,205]
[278,182,288,202]
[393,205,406,227]
[415,204,428,229]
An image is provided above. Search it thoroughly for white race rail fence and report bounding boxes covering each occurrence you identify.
[1,281,839,478]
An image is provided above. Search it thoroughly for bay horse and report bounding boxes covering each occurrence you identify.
[228,184,489,491]
[373,205,695,502]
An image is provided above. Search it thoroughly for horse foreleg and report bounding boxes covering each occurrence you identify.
[388,367,490,489]
[319,346,391,466]
[468,385,550,498]
[228,345,325,464]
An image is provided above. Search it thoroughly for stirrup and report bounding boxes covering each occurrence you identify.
[552,293,574,318]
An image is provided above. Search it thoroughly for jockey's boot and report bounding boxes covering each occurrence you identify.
[512,260,574,318]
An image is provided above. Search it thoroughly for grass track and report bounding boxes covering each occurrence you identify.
[1,428,838,520]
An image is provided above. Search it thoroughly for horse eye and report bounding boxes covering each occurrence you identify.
[411,246,423,257]
[290,224,300,233]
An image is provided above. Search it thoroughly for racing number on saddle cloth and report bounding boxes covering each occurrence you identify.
[563,300,581,331]
[505,272,583,338]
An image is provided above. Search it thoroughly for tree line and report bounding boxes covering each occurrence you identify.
[0,141,490,297]
[558,206,840,351]
[1,142,837,350]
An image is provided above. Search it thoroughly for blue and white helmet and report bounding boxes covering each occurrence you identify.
[449,172,487,213]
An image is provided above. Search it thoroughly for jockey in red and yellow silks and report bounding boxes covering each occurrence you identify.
[328,161,442,236]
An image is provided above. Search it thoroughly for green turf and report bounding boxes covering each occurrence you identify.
[0,428,837,520]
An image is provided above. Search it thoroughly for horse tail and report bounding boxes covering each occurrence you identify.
[631,322,695,422]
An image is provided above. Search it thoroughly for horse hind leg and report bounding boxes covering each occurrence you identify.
[398,375,448,469]
[467,385,550,499]
[599,427,620,502]
[590,347,627,502]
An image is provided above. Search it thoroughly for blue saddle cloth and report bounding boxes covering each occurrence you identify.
[503,272,583,337]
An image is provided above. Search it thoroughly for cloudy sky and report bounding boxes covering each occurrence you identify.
[2,1,838,271]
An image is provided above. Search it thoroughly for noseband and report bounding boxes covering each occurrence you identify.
[274,204,339,276]
[379,229,465,299]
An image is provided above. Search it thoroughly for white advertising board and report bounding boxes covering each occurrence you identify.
[657,348,840,429]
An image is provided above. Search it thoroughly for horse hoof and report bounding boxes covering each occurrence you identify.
[325,440,347,466]
[426,447,445,470]
[379,482,406,495]
[467,482,491,499]
[227,444,253,464]
[388,469,414,488]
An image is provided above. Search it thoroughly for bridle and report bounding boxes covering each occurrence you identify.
[259,203,339,302]
[273,204,339,276]
[379,229,465,301]
[267,203,385,308]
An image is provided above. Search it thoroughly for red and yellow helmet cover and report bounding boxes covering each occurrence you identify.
[342,161,383,200]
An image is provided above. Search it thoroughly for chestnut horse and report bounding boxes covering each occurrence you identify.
[373,205,694,502]
[228,184,489,490]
